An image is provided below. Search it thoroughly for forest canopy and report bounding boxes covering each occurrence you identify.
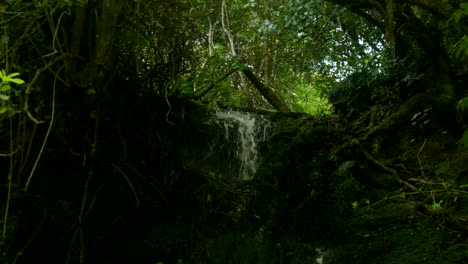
[1,0,467,115]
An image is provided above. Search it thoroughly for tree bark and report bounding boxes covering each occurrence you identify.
[66,4,86,84]
[89,0,122,89]
[242,68,290,112]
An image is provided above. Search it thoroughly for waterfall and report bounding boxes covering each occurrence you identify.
[206,111,272,181]
[179,111,273,182]
[181,110,272,181]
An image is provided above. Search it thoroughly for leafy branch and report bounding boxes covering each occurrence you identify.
[1,70,25,244]
[0,70,24,114]
[448,3,468,58]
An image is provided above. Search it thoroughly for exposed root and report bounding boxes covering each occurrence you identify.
[353,138,418,191]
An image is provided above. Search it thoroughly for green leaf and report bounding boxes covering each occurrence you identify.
[454,10,463,24]
[0,84,11,91]
[457,97,468,111]
[457,129,468,148]
[0,71,25,84]
[461,3,468,12]
[0,94,10,100]
[6,77,25,85]
[453,36,468,59]
[0,106,8,114]
[7,72,20,78]
[87,88,96,95]
[432,200,443,210]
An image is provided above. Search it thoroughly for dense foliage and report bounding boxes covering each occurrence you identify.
[1,0,468,262]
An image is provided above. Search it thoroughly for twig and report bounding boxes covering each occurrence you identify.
[365,189,468,209]
[111,164,139,208]
[19,124,38,177]
[66,175,103,264]
[72,172,89,263]
[23,54,67,124]
[13,208,47,263]
[221,0,236,56]
[43,11,68,58]
[0,146,21,156]
[2,117,14,240]
[192,67,237,100]
[165,84,175,125]
[408,178,437,185]
[417,138,427,179]
[123,163,167,203]
[24,66,60,192]
[83,183,103,221]
[79,179,88,264]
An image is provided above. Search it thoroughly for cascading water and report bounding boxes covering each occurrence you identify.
[206,111,272,181]
[181,110,272,182]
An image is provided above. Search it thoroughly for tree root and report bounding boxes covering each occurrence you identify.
[352,138,418,191]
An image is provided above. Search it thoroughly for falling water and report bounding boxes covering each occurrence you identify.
[204,111,273,181]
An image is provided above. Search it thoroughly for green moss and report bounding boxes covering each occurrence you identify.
[434,244,468,264]
[325,220,450,264]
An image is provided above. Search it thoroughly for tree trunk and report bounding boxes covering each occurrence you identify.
[327,0,456,106]
[242,68,290,112]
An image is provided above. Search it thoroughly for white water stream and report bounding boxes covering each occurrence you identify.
[205,111,272,181]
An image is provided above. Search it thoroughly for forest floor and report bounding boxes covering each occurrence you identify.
[1,102,468,264]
